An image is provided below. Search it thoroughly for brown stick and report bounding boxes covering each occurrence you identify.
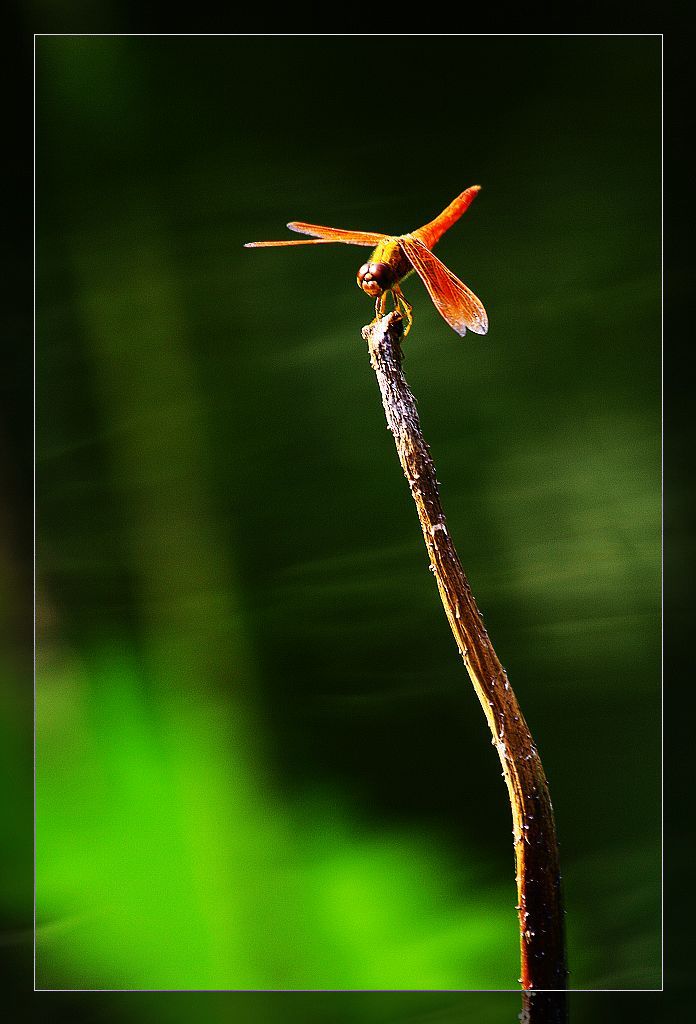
[362,312,567,1015]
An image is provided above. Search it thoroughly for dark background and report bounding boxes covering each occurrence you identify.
[20,32,665,1013]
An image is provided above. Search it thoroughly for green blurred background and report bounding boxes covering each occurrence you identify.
[31,35,660,996]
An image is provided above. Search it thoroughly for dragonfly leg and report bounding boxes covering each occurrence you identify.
[373,290,412,335]
[374,292,388,321]
[392,284,413,337]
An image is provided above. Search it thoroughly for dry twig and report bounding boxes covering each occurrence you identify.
[363,311,567,1022]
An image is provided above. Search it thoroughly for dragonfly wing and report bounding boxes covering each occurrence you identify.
[244,238,341,247]
[287,221,387,246]
[399,235,488,336]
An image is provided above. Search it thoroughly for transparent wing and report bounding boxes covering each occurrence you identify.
[244,238,341,247]
[399,235,488,336]
[287,221,387,246]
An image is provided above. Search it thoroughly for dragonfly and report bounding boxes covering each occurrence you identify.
[244,186,488,338]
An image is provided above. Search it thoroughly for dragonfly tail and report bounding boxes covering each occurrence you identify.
[412,185,481,250]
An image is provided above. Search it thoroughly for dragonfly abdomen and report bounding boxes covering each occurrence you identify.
[413,185,481,251]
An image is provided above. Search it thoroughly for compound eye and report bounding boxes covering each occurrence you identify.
[357,261,394,296]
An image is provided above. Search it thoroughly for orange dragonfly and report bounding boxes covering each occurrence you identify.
[244,186,488,338]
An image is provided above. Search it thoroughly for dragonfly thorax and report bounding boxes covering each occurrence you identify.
[357,260,395,297]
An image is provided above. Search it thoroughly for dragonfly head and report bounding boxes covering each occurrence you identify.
[357,261,395,297]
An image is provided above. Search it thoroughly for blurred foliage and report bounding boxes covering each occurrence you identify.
[37,647,516,988]
[31,34,660,997]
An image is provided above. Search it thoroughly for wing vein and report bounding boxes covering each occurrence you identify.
[287,221,387,246]
[399,235,488,337]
